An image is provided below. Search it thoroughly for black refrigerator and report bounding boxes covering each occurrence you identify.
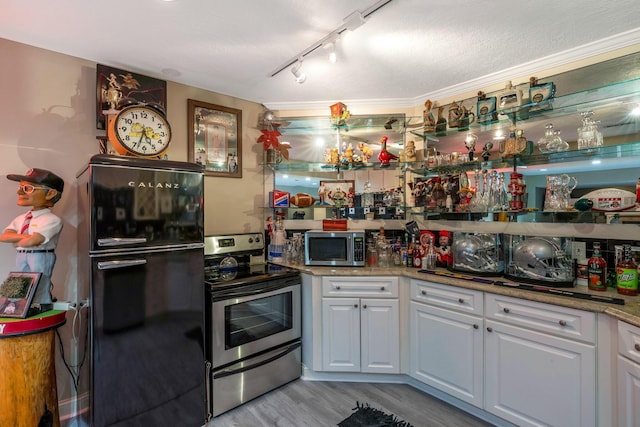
[77,154,207,426]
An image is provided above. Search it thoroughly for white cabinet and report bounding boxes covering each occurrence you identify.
[484,294,596,427]
[321,276,399,373]
[617,321,640,427]
[409,280,483,406]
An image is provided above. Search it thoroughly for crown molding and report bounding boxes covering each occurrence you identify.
[265,28,640,112]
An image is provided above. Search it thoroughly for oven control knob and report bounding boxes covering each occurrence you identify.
[248,237,254,243]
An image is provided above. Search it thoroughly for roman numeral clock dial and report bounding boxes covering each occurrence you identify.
[107,103,172,158]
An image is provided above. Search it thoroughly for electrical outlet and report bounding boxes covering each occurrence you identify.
[572,241,587,260]
[53,301,74,310]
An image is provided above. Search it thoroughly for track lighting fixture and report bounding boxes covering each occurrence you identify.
[269,0,394,78]
[291,60,306,84]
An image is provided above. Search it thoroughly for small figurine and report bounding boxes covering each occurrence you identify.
[357,141,374,163]
[347,187,355,208]
[377,136,398,167]
[342,143,354,163]
[404,140,417,162]
[1,168,64,306]
[436,230,453,267]
[435,106,447,136]
[317,183,328,205]
[329,186,347,208]
[423,99,436,133]
[464,132,477,162]
[481,142,493,162]
[330,147,340,165]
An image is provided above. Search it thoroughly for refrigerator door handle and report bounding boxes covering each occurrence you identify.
[97,259,147,270]
[98,237,148,246]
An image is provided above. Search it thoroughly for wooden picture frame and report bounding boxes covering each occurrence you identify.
[0,272,42,318]
[319,180,355,207]
[188,99,242,178]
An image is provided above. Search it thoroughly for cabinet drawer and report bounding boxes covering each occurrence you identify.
[410,279,483,316]
[322,276,398,298]
[618,320,640,365]
[486,293,596,344]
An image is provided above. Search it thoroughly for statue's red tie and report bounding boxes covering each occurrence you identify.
[20,211,33,234]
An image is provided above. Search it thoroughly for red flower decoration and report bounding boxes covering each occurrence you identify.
[257,129,281,151]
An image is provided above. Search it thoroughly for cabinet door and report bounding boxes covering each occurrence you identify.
[322,298,360,371]
[361,298,399,374]
[485,320,596,427]
[409,301,483,406]
[617,355,640,427]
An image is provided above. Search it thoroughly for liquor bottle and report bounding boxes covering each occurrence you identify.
[616,244,638,296]
[413,239,422,268]
[587,242,607,291]
[407,236,414,268]
[401,243,408,267]
[392,238,401,266]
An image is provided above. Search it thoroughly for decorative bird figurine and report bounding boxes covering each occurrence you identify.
[377,136,398,167]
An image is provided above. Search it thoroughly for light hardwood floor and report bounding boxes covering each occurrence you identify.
[208,379,495,427]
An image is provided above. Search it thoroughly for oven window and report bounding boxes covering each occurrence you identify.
[224,291,293,349]
[308,237,347,261]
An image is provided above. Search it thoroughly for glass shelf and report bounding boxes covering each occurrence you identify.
[407,209,610,223]
[268,140,640,176]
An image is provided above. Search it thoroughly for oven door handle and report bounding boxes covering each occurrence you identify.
[97,259,147,270]
[213,280,295,300]
[213,341,301,380]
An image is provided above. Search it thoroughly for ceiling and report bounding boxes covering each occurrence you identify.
[2,0,639,111]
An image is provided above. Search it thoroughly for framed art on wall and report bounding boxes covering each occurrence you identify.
[0,272,42,318]
[188,99,242,178]
[320,180,355,207]
[96,64,167,130]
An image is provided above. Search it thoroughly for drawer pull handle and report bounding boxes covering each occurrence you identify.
[473,324,479,330]
[380,286,386,291]
[354,304,358,308]
[635,344,640,351]
[503,308,510,313]
[486,327,493,332]
[559,320,567,327]
[363,304,367,309]
[458,298,464,304]
[421,290,427,295]
[336,286,341,290]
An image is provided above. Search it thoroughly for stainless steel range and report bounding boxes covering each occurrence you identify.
[203,233,301,419]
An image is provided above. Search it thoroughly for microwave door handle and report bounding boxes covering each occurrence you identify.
[97,237,148,247]
[97,259,147,270]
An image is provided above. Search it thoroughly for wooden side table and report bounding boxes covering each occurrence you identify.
[0,310,66,427]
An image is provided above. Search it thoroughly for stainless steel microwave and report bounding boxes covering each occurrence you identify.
[304,230,366,267]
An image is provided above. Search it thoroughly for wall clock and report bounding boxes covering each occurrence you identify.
[107,103,172,158]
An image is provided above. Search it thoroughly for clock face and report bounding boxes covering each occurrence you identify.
[110,105,172,157]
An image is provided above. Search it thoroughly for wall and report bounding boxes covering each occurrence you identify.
[0,38,264,423]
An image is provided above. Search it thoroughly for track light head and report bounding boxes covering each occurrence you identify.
[291,61,306,84]
[325,42,337,64]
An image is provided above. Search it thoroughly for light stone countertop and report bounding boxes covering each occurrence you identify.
[285,264,640,328]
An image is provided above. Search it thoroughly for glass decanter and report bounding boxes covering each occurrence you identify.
[577,111,603,150]
[546,129,569,152]
[537,123,555,153]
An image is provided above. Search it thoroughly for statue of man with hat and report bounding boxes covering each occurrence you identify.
[0,168,64,306]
